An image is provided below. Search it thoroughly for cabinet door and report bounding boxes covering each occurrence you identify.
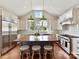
[0,15,2,55]
[72,38,79,54]
[76,8,79,24]
[73,8,79,24]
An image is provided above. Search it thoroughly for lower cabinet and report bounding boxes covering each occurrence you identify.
[0,15,2,56]
[1,34,17,55]
[72,38,79,59]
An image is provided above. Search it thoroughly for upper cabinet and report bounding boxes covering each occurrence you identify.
[0,8,19,35]
[2,9,18,24]
[73,8,79,24]
[57,7,79,31]
[59,9,73,25]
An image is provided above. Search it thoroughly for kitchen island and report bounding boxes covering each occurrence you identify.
[14,34,58,56]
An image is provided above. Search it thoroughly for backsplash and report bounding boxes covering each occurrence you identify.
[62,24,79,36]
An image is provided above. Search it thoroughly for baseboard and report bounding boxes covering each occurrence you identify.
[0,53,1,56]
[1,44,17,56]
[71,54,77,59]
[56,42,70,55]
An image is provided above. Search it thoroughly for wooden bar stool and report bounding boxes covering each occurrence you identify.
[44,45,54,59]
[20,45,30,59]
[32,45,41,59]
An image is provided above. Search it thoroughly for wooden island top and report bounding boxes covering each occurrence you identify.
[15,34,58,42]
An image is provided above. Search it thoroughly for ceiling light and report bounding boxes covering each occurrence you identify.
[40,0,47,20]
[28,0,34,20]
[28,16,34,20]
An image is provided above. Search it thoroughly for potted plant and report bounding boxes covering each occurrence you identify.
[34,32,40,36]
[34,32,40,41]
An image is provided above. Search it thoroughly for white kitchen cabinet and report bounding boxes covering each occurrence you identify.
[73,8,79,24]
[0,15,2,56]
[0,8,18,55]
[0,8,2,56]
[59,9,73,24]
[72,38,79,59]
[57,9,73,31]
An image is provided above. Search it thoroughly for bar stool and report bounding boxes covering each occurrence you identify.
[44,45,53,59]
[20,45,30,59]
[32,45,41,59]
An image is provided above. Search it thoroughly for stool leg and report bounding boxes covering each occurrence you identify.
[39,51,41,59]
[32,51,34,59]
[52,52,54,57]
[52,51,55,59]
[21,55,23,59]
[20,52,23,59]
[45,52,47,59]
[27,53,28,59]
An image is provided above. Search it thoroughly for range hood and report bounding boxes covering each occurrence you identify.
[60,18,74,26]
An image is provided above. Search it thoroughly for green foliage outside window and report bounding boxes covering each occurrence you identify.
[30,22,35,30]
[30,25,35,30]
[40,26,47,30]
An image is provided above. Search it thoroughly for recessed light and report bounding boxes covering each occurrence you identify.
[24,6,26,8]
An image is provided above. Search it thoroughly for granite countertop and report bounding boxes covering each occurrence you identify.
[60,34,79,38]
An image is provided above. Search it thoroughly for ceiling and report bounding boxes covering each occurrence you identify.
[0,0,79,16]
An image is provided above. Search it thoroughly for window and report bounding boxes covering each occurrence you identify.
[2,21,9,31]
[2,20,17,35]
[28,10,49,41]
[35,20,48,31]
[29,20,48,31]
[34,11,43,18]
[28,10,48,32]
[2,21,17,31]
[11,23,17,31]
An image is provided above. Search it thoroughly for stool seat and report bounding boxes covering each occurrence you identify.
[32,45,41,59]
[44,45,52,51]
[20,45,29,51]
[32,45,41,51]
[20,45,30,59]
[44,45,53,59]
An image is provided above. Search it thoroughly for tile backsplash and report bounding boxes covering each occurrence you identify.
[62,24,79,36]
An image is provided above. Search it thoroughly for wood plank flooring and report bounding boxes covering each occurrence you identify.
[0,43,76,59]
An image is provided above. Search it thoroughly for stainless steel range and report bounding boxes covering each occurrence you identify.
[58,35,71,54]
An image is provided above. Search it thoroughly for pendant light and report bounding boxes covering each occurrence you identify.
[40,0,47,20]
[28,0,34,20]
[28,16,34,20]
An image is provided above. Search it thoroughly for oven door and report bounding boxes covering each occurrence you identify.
[64,39,70,54]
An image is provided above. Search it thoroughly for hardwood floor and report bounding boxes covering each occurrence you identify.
[0,43,76,59]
